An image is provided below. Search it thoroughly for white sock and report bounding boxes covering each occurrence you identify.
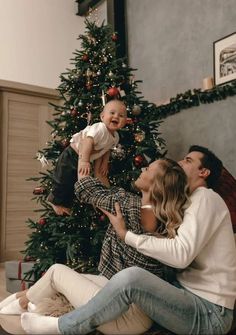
[0,298,26,315]
[0,293,17,309]
[27,302,36,312]
[21,312,61,334]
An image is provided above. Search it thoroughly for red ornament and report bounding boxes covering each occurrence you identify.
[38,218,46,225]
[126,118,134,125]
[134,155,145,167]
[33,187,45,195]
[111,33,118,41]
[86,82,93,90]
[61,139,70,148]
[70,108,78,117]
[99,215,106,222]
[81,54,89,61]
[107,86,119,97]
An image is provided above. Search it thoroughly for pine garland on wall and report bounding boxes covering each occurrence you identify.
[156,80,236,120]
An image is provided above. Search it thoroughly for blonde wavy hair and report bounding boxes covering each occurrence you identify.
[150,158,190,238]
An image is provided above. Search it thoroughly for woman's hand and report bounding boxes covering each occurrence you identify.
[99,203,127,240]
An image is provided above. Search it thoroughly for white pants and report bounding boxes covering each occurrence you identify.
[26,264,153,334]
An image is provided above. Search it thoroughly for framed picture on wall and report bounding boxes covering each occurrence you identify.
[213,32,236,85]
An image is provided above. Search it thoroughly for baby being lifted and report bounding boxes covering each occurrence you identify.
[48,100,127,215]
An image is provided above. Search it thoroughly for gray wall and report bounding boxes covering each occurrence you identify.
[126,0,236,177]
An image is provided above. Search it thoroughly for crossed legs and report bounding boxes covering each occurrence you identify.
[1,264,153,334]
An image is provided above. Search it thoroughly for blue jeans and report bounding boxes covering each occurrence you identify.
[58,267,233,335]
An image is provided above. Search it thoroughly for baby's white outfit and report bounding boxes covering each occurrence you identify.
[70,122,119,162]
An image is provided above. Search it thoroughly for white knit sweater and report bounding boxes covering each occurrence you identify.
[125,187,236,309]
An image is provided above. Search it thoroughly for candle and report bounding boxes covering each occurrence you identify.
[202,77,214,91]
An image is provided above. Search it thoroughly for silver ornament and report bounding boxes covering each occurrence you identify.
[36,152,49,167]
[111,144,126,160]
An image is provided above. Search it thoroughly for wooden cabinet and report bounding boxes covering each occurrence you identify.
[0,80,59,261]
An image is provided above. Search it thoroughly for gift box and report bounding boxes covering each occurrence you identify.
[5,260,36,282]
[5,278,34,293]
[5,260,36,293]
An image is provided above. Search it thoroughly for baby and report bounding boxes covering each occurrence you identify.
[48,100,127,215]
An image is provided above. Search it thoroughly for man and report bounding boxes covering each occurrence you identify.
[17,145,236,334]
[179,145,223,192]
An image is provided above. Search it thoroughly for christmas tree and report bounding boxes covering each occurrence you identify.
[23,19,166,281]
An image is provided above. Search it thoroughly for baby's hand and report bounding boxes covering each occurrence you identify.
[79,161,91,176]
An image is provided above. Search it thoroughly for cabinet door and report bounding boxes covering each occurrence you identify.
[0,92,55,261]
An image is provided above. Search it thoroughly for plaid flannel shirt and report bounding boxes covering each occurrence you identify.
[74,176,166,280]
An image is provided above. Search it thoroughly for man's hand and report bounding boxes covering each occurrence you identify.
[99,203,127,240]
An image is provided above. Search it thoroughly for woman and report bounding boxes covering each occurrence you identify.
[0,158,190,334]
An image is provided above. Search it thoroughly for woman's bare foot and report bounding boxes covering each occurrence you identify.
[16,289,28,299]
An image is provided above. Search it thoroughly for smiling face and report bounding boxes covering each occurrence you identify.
[100,100,127,133]
[178,151,203,176]
[134,160,163,192]
[178,151,208,190]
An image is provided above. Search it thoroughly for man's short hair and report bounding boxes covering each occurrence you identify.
[188,145,223,188]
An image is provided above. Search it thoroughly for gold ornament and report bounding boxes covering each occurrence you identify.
[86,68,92,77]
[132,104,141,115]
[134,127,145,142]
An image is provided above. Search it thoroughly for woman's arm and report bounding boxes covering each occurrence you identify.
[140,208,158,233]
[75,176,123,212]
